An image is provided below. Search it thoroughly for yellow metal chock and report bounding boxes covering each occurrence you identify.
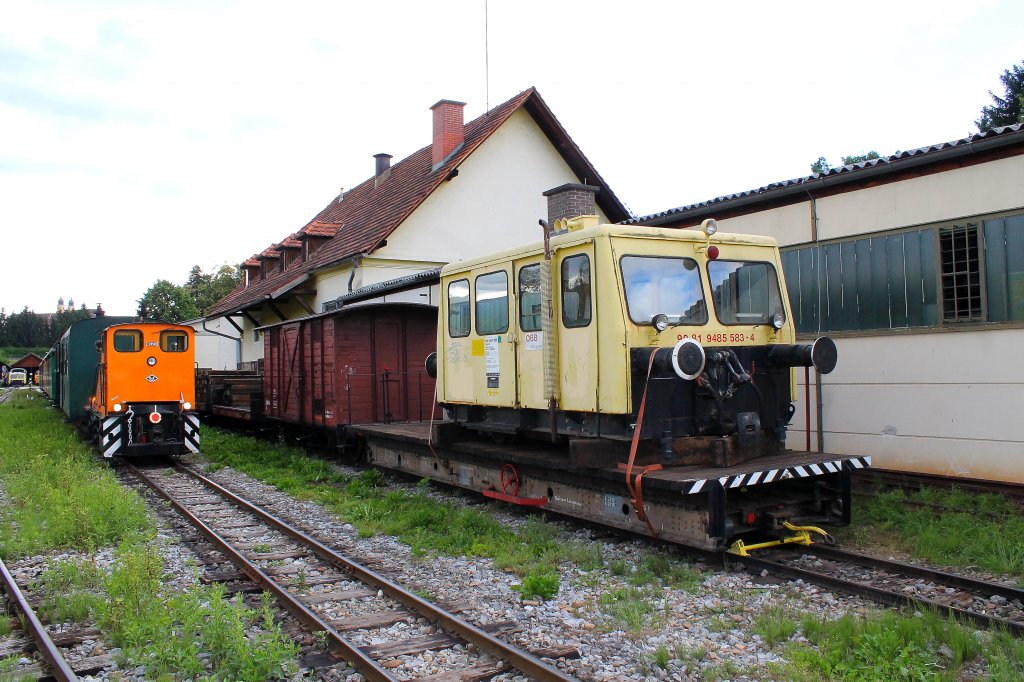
[727,521,834,556]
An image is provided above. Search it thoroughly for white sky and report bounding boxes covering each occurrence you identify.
[2,0,1022,317]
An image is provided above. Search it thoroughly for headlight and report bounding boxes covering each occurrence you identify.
[113,403,122,412]
[772,312,785,330]
[147,356,157,366]
[701,218,718,236]
[651,313,669,332]
[182,401,192,411]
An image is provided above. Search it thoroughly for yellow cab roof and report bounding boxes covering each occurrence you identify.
[439,223,779,276]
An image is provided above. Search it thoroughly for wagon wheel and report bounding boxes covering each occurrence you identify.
[499,463,520,497]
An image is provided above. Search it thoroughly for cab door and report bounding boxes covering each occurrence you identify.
[556,244,599,412]
[472,265,516,407]
[514,258,545,409]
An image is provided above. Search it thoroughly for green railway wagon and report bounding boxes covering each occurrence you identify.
[39,348,55,399]
[56,316,134,420]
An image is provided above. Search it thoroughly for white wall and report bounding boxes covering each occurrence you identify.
[817,155,1024,241]
[187,317,241,370]
[730,155,1024,483]
[234,107,606,363]
[789,328,1024,482]
[374,108,610,266]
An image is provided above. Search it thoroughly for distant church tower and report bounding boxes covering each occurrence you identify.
[57,297,65,313]
[68,298,74,309]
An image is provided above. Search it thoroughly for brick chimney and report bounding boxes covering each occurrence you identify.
[431,99,466,168]
[543,183,599,225]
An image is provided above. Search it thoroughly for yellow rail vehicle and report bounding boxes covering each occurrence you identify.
[401,217,869,550]
[434,218,836,459]
[89,323,200,458]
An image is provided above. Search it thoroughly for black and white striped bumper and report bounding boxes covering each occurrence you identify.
[183,413,200,453]
[684,455,871,495]
[101,416,124,458]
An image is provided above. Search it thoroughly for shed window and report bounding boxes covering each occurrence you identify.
[475,271,509,335]
[561,254,591,328]
[160,331,188,352]
[113,330,142,352]
[781,210,1024,333]
[518,264,542,332]
[984,214,1024,323]
[448,279,471,337]
[940,223,982,321]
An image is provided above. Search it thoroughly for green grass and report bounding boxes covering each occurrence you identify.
[838,487,1024,579]
[752,604,799,648]
[0,394,300,680]
[0,346,48,364]
[201,427,607,577]
[0,392,149,558]
[774,609,998,681]
[96,540,298,680]
[515,569,560,600]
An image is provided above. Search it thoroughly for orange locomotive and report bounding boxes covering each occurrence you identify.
[88,322,200,458]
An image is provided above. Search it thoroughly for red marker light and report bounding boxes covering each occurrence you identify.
[746,511,757,524]
[707,245,720,260]
[149,411,162,424]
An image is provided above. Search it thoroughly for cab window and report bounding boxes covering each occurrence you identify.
[707,260,785,325]
[112,330,142,352]
[561,254,591,328]
[448,279,471,337]
[518,264,542,332]
[475,271,509,335]
[621,255,707,325]
[160,330,189,352]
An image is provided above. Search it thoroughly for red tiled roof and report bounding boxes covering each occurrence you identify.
[280,235,302,249]
[242,258,260,267]
[258,246,281,260]
[208,87,629,317]
[299,220,342,238]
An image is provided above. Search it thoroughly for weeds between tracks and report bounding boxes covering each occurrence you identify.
[0,392,298,680]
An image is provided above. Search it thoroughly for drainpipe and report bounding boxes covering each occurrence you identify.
[347,254,365,293]
[804,187,825,453]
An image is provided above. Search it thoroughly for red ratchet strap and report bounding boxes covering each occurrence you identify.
[618,351,663,538]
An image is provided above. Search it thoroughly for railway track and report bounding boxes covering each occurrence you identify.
[728,543,1024,635]
[124,461,579,681]
[0,556,113,681]
[855,468,1024,502]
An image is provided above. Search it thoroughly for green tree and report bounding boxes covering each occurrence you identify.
[6,307,46,347]
[810,151,882,174]
[185,264,241,315]
[137,280,200,322]
[976,60,1024,131]
[45,305,92,346]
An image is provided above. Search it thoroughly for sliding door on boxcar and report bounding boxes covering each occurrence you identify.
[331,305,437,427]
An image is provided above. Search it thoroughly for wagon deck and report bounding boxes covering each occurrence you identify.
[349,421,870,496]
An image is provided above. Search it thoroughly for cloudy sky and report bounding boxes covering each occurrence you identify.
[2,0,1022,317]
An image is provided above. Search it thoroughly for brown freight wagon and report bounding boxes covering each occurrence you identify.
[262,303,438,438]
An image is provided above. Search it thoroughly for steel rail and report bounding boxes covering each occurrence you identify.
[0,556,79,681]
[854,469,1024,501]
[125,463,402,682]
[806,544,1024,603]
[729,553,1024,636]
[173,462,577,682]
